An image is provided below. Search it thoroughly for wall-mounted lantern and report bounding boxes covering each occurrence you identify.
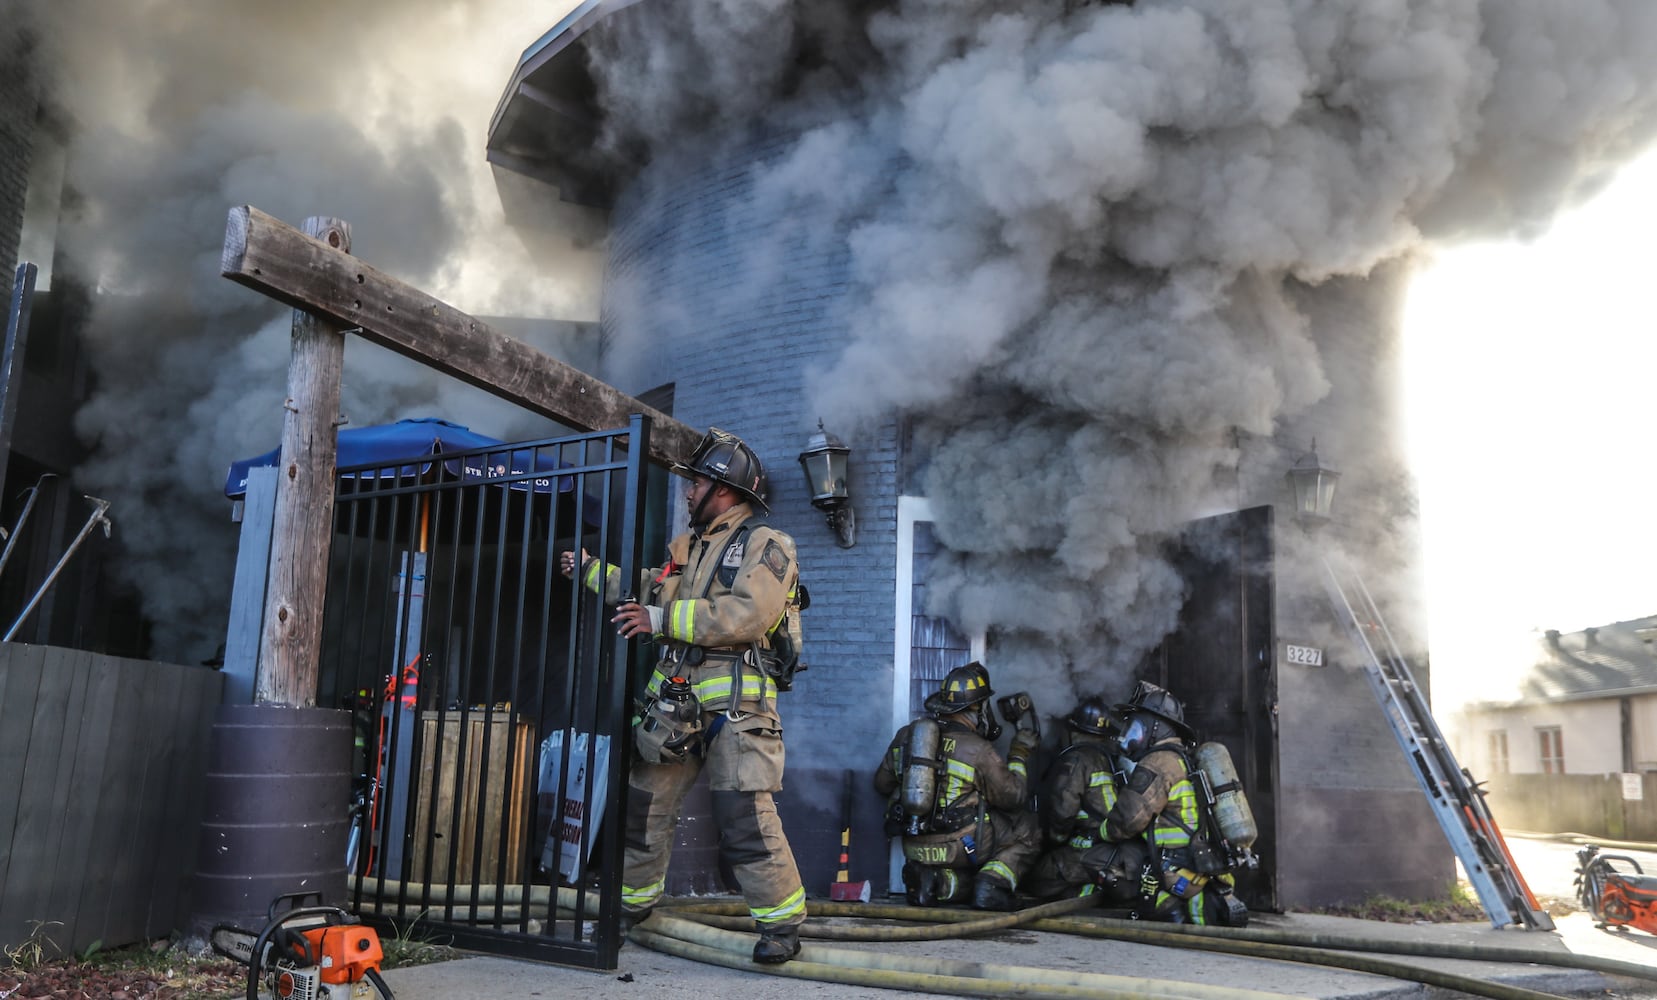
[798,420,855,548]
[1286,439,1339,524]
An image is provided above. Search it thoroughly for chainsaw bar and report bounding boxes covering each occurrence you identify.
[208,923,264,967]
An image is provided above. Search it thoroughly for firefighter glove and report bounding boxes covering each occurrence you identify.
[1014,699,1040,740]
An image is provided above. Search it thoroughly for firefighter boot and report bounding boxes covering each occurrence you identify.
[973,875,1016,912]
[902,861,937,907]
[752,925,802,964]
[620,907,655,935]
[935,868,972,904]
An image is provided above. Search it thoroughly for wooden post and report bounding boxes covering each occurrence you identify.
[253,217,350,707]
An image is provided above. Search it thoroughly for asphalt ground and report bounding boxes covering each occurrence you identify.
[379,835,1657,1000]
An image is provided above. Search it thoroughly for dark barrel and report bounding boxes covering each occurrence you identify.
[189,703,351,931]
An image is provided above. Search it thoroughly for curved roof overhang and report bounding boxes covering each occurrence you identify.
[487,0,648,208]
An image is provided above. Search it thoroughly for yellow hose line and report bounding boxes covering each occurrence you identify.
[1509,830,1657,853]
[793,900,1657,985]
[1028,916,1569,1000]
[660,904,1567,1000]
[640,911,1311,1000]
[671,892,1102,940]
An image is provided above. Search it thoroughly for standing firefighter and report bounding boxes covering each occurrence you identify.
[1106,681,1244,925]
[1024,695,1148,903]
[560,428,808,964]
[873,662,1041,911]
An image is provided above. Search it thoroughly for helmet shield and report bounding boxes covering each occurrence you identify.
[671,427,769,512]
[1067,696,1115,736]
[924,662,995,716]
[1111,680,1191,738]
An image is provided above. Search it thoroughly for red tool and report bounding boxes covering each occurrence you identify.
[829,769,871,902]
[1576,843,1657,936]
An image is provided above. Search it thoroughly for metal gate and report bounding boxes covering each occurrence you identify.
[319,415,651,969]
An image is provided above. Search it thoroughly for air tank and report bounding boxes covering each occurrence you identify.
[901,717,942,819]
[1196,741,1258,850]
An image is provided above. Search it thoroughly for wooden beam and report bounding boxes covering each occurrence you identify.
[220,205,698,467]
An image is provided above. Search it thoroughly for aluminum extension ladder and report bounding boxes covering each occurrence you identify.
[1320,555,1554,930]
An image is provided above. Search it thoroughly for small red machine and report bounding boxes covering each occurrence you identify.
[1575,843,1657,936]
[211,892,394,999]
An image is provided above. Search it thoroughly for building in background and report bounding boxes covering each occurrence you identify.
[0,24,144,656]
[486,1,1451,910]
[1454,617,1657,778]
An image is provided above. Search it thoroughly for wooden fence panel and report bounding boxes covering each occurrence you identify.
[0,644,222,957]
[0,644,47,949]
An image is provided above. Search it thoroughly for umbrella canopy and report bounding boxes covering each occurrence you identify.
[223,417,575,500]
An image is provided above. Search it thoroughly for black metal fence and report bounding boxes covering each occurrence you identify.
[323,416,652,969]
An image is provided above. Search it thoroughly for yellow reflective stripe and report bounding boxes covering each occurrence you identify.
[1090,770,1118,811]
[941,758,975,807]
[622,879,664,908]
[582,559,608,594]
[645,669,667,698]
[981,860,1016,888]
[1008,759,1026,778]
[1153,778,1198,846]
[751,886,806,925]
[669,600,696,643]
[691,671,765,704]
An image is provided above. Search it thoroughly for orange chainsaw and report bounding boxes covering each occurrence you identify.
[1574,843,1657,936]
[210,892,394,1000]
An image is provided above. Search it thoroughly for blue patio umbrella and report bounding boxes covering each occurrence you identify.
[223,416,577,500]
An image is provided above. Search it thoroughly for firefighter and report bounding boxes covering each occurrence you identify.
[1105,681,1239,924]
[1023,694,1148,903]
[873,662,1042,911]
[560,428,807,964]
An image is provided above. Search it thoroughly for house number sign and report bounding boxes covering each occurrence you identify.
[1285,644,1324,667]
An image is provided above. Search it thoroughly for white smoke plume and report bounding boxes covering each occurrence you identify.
[17,0,600,661]
[584,0,1657,709]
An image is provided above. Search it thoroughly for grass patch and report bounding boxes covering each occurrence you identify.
[1312,880,1489,922]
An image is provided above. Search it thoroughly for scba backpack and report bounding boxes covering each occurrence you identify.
[710,519,810,691]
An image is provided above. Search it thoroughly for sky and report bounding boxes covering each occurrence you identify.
[1404,147,1657,708]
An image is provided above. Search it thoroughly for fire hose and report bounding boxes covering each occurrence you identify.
[350,878,1653,1000]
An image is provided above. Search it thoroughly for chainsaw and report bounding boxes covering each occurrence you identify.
[210,891,394,1000]
[1574,843,1657,936]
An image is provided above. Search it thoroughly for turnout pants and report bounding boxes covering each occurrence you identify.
[621,705,807,929]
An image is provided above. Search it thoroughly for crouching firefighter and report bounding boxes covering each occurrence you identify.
[1024,695,1148,904]
[560,428,808,964]
[873,662,1042,911]
[1105,681,1247,926]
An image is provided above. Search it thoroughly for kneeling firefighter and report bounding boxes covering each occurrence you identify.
[561,428,808,964]
[872,662,1042,911]
[1024,695,1148,903]
[1105,681,1246,925]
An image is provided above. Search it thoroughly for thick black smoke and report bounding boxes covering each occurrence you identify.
[583,0,1657,706]
[19,0,602,661]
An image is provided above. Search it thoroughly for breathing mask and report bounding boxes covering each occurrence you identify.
[974,702,1002,742]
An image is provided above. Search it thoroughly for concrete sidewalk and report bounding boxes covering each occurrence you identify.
[377,907,1657,1000]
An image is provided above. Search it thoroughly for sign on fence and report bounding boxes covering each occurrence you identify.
[539,730,611,884]
[1622,772,1644,801]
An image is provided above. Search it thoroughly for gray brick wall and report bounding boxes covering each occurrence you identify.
[0,25,39,281]
[596,125,1449,906]
[602,130,902,891]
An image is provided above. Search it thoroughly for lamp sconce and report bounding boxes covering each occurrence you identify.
[798,419,856,548]
[1285,438,1339,525]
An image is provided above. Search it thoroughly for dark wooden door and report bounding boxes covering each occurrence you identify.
[1141,505,1278,911]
